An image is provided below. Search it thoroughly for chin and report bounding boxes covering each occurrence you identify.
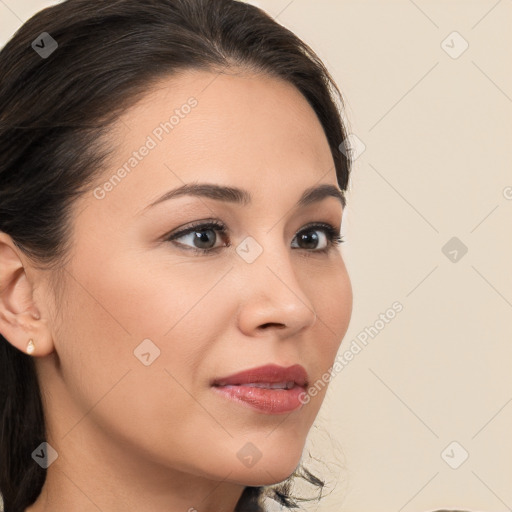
[231,451,304,487]
[241,469,298,487]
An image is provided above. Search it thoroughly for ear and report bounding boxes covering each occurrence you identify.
[0,232,54,357]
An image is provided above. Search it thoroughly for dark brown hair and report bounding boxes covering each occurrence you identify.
[0,0,352,510]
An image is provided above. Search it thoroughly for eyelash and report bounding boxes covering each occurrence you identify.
[165,220,345,256]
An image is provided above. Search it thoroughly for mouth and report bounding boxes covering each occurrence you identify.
[211,363,309,387]
[211,364,309,414]
[221,381,297,389]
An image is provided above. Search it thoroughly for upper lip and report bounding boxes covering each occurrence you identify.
[212,364,309,388]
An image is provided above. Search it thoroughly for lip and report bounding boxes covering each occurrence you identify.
[211,364,309,387]
[211,364,309,415]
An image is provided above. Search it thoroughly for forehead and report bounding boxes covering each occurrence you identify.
[119,69,332,166]
[83,69,336,217]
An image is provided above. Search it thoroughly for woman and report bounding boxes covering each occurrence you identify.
[0,0,353,510]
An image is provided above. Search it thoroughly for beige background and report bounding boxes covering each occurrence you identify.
[1,1,511,511]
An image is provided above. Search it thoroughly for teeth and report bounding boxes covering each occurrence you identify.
[238,381,295,390]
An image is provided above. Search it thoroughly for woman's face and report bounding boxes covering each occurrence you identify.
[35,69,352,504]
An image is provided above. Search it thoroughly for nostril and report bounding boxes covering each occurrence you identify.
[260,322,285,329]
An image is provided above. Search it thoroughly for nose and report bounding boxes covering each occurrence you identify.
[234,241,318,339]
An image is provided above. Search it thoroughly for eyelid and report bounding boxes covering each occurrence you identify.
[164,218,344,254]
[166,219,226,239]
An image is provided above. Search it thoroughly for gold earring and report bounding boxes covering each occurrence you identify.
[26,339,35,355]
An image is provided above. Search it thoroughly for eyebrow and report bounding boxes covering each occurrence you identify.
[142,182,346,212]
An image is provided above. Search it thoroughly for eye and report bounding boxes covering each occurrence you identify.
[166,220,229,254]
[164,220,344,255]
[291,222,344,253]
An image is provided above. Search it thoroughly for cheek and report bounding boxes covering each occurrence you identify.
[301,263,352,406]
[310,262,352,353]
[62,248,229,396]
[68,248,201,344]
[53,257,225,465]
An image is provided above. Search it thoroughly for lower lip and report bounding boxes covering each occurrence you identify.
[212,384,307,414]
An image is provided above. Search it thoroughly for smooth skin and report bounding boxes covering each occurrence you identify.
[0,68,353,512]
